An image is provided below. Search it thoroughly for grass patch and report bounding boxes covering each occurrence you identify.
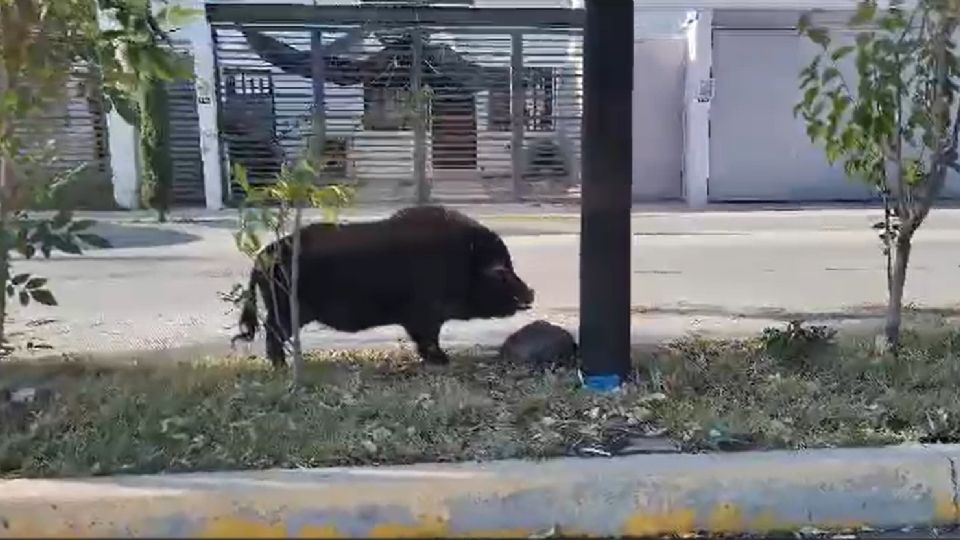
[5,326,960,478]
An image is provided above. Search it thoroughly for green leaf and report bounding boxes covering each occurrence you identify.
[11,273,30,286]
[825,140,843,163]
[850,2,877,26]
[834,94,852,115]
[811,99,826,117]
[5,284,13,298]
[235,229,262,257]
[103,88,141,127]
[807,27,831,48]
[830,46,856,62]
[233,163,250,193]
[77,234,112,249]
[798,12,812,34]
[878,12,906,32]
[29,289,57,307]
[803,86,820,109]
[157,5,201,29]
[799,69,819,89]
[19,291,29,307]
[25,278,47,290]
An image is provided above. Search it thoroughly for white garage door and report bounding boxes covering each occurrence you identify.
[711,28,960,202]
[710,29,880,202]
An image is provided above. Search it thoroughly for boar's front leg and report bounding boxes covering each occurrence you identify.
[402,317,450,365]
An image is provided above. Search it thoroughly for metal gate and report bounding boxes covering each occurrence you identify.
[708,9,960,202]
[12,69,113,208]
[165,49,206,206]
[709,28,879,203]
[209,7,584,205]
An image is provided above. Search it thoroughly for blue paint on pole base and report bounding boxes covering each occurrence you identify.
[579,371,622,392]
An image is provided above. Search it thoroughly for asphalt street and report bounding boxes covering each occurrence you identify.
[8,206,960,362]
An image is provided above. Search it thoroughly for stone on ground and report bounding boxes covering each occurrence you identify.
[499,320,577,369]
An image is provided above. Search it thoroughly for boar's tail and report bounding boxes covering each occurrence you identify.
[232,269,260,345]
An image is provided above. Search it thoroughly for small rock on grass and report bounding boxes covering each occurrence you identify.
[1,386,54,406]
[0,386,56,431]
[500,320,578,370]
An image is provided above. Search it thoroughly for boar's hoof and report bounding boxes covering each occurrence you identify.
[420,345,451,366]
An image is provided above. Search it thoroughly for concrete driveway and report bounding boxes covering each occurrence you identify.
[7,206,960,362]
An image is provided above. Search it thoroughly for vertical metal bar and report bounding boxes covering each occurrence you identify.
[210,27,233,203]
[412,27,429,204]
[310,29,326,168]
[579,0,633,387]
[511,30,525,200]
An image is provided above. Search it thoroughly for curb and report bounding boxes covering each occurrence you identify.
[2,444,960,538]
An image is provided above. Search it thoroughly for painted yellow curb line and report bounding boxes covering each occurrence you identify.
[1,444,959,538]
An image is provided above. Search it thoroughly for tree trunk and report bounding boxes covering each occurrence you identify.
[885,230,913,351]
[138,77,172,223]
[0,156,10,348]
[289,204,304,388]
[0,52,10,348]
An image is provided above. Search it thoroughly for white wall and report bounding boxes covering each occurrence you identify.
[103,0,224,209]
[97,6,140,209]
[632,0,901,8]
[632,7,698,203]
[168,0,224,210]
[633,38,687,201]
[634,10,694,38]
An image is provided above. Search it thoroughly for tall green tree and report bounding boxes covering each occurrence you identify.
[795,0,960,351]
[0,0,189,349]
[138,68,174,222]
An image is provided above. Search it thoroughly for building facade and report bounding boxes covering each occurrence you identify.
[101,0,591,209]
[92,0,941,210]
[641,0,960,206]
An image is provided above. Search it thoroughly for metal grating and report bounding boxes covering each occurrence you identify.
[166,49,208,207]
[166,77,207,206]
[11,68,112,198]
[211,15,583,205]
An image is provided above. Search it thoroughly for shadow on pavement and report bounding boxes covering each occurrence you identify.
[85,223,203,249]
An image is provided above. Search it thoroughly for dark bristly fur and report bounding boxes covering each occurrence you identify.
[232,205,535,368]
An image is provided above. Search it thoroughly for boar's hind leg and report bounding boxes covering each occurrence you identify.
[403,320,449,365]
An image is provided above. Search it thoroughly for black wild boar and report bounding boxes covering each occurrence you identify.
[232,205,535,367]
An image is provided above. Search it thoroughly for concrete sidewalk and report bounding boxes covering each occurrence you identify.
[56,202,960,235]
[2,444,959,538]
